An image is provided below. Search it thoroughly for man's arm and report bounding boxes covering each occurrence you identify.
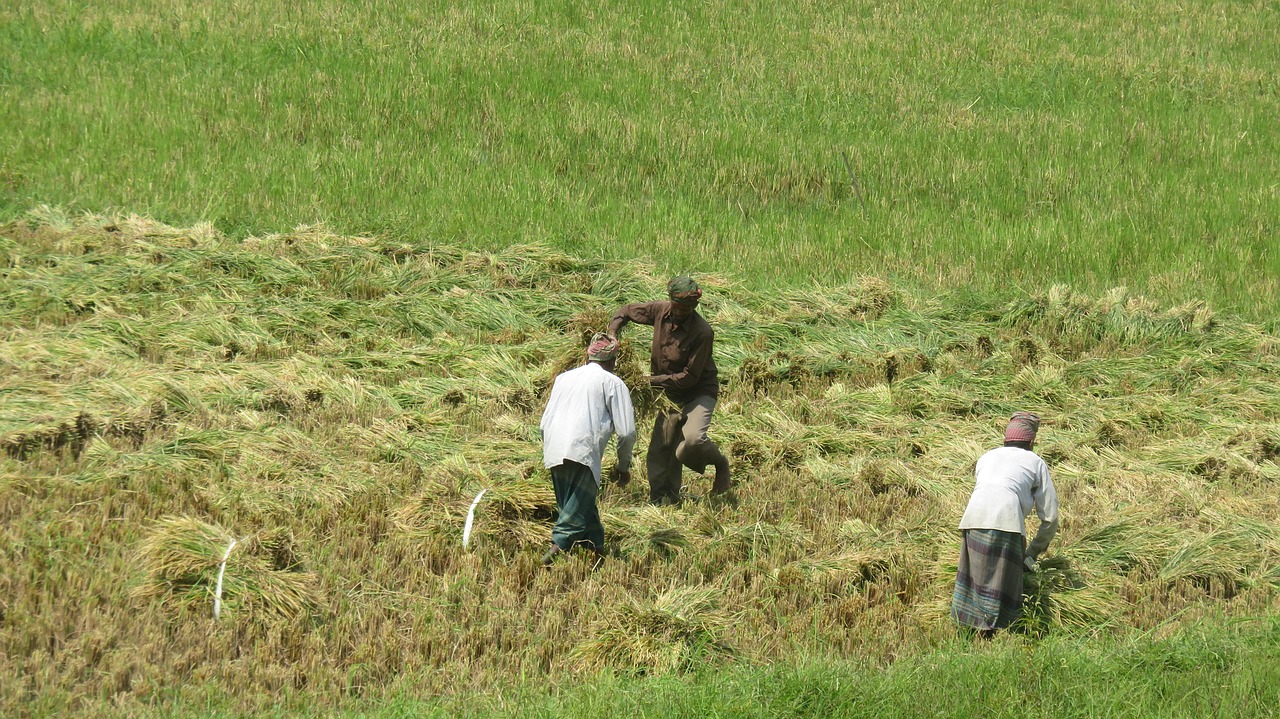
[608,380,637,474]
[1026,464,1059,560]
[608,302,662,337]
[649,331,713,390]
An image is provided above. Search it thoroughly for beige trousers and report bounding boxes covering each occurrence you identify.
[647,395,726,504]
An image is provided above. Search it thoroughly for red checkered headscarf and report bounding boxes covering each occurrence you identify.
[1004,411,1040,443]
[586,332,618,362]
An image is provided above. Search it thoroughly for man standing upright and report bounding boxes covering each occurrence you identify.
[609,276,731,504]
[540,333,636,565]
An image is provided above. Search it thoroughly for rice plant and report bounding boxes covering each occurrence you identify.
[4,214,1280,714]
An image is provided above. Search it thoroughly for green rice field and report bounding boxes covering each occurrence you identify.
[2,0,1278,315]
[2,1,1279,716]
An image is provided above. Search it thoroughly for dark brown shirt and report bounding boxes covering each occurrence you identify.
[609,301,718,405]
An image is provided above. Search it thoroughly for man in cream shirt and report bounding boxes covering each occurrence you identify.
[540,333,636,565]
[952,411,1059,634]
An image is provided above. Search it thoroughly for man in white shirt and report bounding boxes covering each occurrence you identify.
[539,333,637,565]
[952,411,1059,634]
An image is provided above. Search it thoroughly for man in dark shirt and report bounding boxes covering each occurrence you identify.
[608,276,731,504]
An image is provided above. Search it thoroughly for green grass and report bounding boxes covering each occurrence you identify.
[2,1,1279,316]
[138,617,1280,718]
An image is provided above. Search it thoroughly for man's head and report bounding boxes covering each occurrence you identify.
[1004,411,1040,448]
[586,332,619,369]
[667,276,702,319]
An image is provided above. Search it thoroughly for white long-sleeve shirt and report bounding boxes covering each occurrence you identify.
[959,446,1059,560]
[540,362,636,485]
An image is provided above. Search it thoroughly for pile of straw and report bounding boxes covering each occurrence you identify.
[132,517,318,618]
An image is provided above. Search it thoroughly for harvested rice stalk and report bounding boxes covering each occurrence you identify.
[1158,528,1269,596]
[76,440,210,485]
[572,585,736,675]
[480,475,557,520]
[133,516,318,619]
[390,482,458,540]
[0,411,98,460]
[705,520,812,563]
[393,471,555,549]
[790,549,893,583]
[855,458,931,497]
[1066,505,1188,568]
[1148,440,1261,483]
[603,506,691,558]
[1021,556,1121,633]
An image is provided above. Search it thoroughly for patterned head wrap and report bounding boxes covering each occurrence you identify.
[1004,411,1041,443]
[667,276,702,305]
[586,332,619,363]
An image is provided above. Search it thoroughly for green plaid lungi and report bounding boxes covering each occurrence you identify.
[951,528,1026,631]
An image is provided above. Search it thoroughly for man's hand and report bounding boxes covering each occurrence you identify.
[612,468,631,486]
[1023,555,1039,572]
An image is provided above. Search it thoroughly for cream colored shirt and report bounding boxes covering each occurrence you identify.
[959,446,1059,559]
[540,362,636,485]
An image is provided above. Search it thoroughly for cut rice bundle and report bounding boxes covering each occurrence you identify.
[132,516,318,619]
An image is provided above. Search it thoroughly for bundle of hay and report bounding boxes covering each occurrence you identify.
[603,506,690,559]
[132,516,318,619]
[391,465,556,550]
[703,519,812,565]
[1020,556,1120,633]
[572,585,737,675]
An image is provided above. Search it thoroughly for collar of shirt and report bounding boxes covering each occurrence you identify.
[663,307,694,328]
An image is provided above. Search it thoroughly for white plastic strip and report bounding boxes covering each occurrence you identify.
[213,538,237,620]
[462,489,488,549]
